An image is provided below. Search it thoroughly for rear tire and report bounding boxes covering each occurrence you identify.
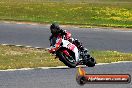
[86,57,96,67]
[57,51,77,68]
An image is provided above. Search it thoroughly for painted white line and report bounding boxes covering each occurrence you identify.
[111,62,122,64]
[118,61,132,63]
[0,44,45,49]
[0,66,69,71]
[1,44,9,46]
[1,44,15,46]
[25,46,33,48]
[0,61,132,71]
[38,66,69,69]
[0,68,34,72]
[35,47,44,49]
[112,61,132,63]
[96,61,132,66]
[96,63,110,65]
[15,45,23,47]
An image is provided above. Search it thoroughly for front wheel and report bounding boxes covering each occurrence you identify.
[56,51,77,68]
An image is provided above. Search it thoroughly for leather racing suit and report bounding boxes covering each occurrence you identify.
[49,33,80,62]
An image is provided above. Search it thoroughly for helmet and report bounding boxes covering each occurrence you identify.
[50,23,60,34]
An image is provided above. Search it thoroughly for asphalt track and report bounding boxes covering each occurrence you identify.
[0,22,132,88]
[0,62,132,88]
[0,22,132,52]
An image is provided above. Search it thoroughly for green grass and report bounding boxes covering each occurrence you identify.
[0,45,132,70]
[91,50,132,63]
[0,0,132,28]
[0,45,64,70]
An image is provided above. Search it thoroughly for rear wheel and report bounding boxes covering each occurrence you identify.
[57,51,77,68]
[86,57,96,67]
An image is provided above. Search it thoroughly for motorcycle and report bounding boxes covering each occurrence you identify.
[48,35,96,68]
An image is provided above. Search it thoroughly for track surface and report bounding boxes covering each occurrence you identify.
[0,62,132,88]
[0,22,132,88]
[0,22,132,52]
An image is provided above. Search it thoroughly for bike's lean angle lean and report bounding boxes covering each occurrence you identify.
[48,32,96,68]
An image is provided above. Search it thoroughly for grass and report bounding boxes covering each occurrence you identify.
[0,45,64,70]
[0,0,132,28]
[91,50,132,63]
[0,45,132,70]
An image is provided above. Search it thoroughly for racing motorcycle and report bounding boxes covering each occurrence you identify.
[48,34,96,68]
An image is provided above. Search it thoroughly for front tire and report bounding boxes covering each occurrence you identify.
[56,51,77,68]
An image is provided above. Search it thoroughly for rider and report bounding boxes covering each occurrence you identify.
[48,23,89,62]
[49,23,86,51]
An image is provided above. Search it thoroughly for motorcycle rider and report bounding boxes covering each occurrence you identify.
[49,23,89,62]
[49,23,86,50]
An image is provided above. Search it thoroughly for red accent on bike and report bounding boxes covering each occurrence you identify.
[62,50,70,56]
[67,43,76,51]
